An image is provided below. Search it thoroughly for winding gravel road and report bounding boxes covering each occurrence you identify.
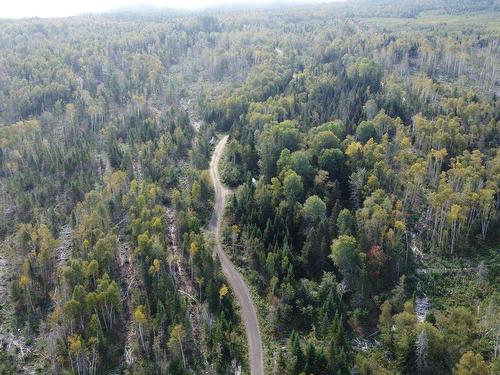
[208,135,264,375]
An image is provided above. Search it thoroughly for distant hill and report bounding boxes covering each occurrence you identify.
[107,0,340,14]
[107,3,184,14]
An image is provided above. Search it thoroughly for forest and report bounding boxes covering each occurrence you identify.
[0,0,498,374]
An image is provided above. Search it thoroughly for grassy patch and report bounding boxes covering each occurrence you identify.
[418,247,499,310]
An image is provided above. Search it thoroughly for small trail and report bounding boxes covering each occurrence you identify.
[208,136,264,375]
[117,240,140,367]
[55,224,73,270]
[0,250,8,303]
[132,160,143,183]
[415,296,431,322]
[180,98,203,132]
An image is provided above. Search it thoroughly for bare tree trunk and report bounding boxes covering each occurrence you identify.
[179,339,186,368]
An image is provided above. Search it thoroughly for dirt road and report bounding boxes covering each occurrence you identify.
[208,135,264,375]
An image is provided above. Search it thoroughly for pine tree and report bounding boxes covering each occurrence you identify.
[289,330,304,373]
[327,313,350,374]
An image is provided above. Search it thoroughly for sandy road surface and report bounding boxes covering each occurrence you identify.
[208,135,264,375]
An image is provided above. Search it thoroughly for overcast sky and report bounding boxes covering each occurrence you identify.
[0,0,340,19]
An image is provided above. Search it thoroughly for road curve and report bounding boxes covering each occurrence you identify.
[208,135,264,375]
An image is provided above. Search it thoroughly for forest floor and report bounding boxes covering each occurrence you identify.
[208,135,264,375]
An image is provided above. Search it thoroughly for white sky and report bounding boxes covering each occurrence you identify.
[0,0,338,19]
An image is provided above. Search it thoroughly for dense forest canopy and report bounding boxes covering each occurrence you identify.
[0,0,498,374]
